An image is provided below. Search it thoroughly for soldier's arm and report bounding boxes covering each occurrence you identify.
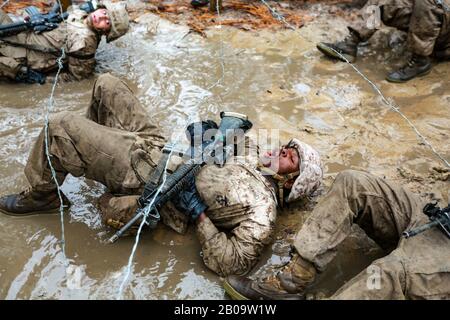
[62,33,98,81]
[194,204,276,277]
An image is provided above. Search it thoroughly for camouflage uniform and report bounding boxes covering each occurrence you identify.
[0,0,130,82]
[0,7,101,81]
[20,73,323,277]
[295,170,450,299]
[351,0,450,57]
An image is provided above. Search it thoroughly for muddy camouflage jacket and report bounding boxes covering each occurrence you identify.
[0,8,100,80]
[160,137,322,277]
[192,139,279,277]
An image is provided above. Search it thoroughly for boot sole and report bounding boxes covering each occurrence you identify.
[385,67,432,83]
[0,206,65,217]
[223,279,250,300]
[317,43,356,63]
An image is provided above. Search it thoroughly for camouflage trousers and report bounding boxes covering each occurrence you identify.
[294,170,450,299]
[351,0,450,57]
[24,73,166,195]
[0,9,24,80]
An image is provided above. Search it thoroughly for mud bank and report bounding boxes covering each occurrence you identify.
[0,2,448,299]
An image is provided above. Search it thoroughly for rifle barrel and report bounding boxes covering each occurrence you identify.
[402,220,440,238]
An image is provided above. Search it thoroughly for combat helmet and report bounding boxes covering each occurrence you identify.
[103,1,129,42]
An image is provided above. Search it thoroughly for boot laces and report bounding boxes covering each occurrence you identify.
[19,187,33,198]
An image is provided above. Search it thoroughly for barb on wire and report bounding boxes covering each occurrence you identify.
[259,0,449,169]
[0,0,10,9]
[260,0,296,30]
[43,0,71,263]
[328,47,449,168]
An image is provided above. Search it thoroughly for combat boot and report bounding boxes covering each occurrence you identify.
[386,54,432,83]
[223,254,317,300]
[0,188,69,216]
[317,30,360,63]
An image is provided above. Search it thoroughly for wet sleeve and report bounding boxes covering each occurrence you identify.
[63,33,97,81]
[195,204,276,277]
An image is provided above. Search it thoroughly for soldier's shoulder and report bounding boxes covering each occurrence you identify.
[66,13,99,52]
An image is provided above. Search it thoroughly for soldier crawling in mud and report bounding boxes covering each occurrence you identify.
[317,0,450,83]
[0,73,323,277]
[0,1,129,84]
[224,170,450,300]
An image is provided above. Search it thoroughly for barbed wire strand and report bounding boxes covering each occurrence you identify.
[116,125,188,299]
[207,0,225,90]
[117,1,227,298]
[44,0,70,263]
[0,0,10,10]
[260,0,449,168]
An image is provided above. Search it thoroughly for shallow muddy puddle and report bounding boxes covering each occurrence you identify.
[0,10,449,299]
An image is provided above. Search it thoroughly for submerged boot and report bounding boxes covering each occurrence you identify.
[223,254,317,300]
[386,54,432,83]
[317,30,360,63]
[0,188,69,216]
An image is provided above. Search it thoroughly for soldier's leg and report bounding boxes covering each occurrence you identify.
[378,0,413,31]
[0,10,25,79]
[331,225,450,299]
[347,0,413,39]
[330,250,407,299]
[294,170,424,272]
[316,0,412,63]
[434,7,450,59]
[0,56,21,80]
[385,0,443,82]
[24,112,142,195]
[0,112,144,215]
[86,73,163,137]
[407,0,445,57]
[401,231,450,299]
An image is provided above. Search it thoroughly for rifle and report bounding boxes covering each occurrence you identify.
[403,202,450,239]
[107,111,253,243]
[0,1,97,38]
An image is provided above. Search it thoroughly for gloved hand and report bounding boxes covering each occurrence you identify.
[186,120,218,160]
[186,120,218,143]
[173,177,207,221]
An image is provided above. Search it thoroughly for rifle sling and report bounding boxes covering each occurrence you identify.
[0,39,95,60]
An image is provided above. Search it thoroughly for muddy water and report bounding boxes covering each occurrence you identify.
[0,10,449,299]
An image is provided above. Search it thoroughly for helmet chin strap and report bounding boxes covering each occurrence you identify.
[258,165,300,208]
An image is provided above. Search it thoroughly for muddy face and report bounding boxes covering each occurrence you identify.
[260,147,299,175]
[0,9,449,299]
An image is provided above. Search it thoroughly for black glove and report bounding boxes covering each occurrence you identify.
[173,177,207,221]
[186,120,218,160]
[186,120,218,143]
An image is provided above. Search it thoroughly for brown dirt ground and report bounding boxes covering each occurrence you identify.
[3,0,365,36]
[129,0,365,36]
